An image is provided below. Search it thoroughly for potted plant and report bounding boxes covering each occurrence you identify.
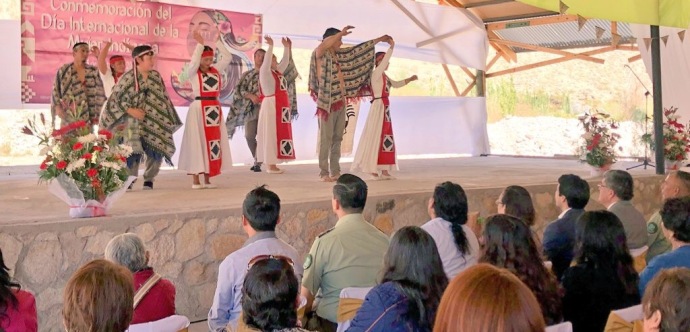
[578,110,621,176]
[642,106,689,171]
[21,100,135,218]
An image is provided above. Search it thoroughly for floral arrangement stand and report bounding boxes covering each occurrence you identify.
[642,106,690,173]
[579,110,621,177]
[22,101,135,218]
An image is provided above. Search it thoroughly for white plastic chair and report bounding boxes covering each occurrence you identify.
[335,287,373,332]
[126,315,190,332]
[612,304,644,323]
[545,321,573,332]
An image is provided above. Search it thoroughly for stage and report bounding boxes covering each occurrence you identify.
[0,156,666,331]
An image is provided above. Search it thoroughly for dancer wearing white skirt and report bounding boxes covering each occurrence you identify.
[256,36,296,173]
[178,30,233,189]
[351,39,417,180]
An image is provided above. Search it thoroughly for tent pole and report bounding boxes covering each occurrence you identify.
[651,25,664,175]
[476,70,486,97]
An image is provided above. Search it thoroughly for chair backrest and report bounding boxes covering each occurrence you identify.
[126,315,190,332]
[545,321,573,332]
[613,304,644,323]
[630,246,649,273]
[604,305,644,332]
[336,287,373,332]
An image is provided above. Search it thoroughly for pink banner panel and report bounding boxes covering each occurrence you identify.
[20,0,262,106]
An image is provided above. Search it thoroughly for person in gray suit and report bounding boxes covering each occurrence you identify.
[543,174,590,280]
[597,170,647,249]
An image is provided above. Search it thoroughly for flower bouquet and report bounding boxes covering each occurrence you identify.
[641,106,690,170]
[21,101,136,218]
[578,110,621,173]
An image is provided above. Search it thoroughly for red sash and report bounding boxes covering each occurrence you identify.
[260,70,296,160]
[377,74,395,165]
[197,67,223,177]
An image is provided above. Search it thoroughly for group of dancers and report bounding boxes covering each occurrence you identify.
[50,25,418,189]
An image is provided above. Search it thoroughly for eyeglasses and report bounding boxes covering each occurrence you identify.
[247,254,294,271]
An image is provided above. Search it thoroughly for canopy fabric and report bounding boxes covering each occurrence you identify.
[517,0,690,29]
[159,0,489,69]
[631,24,690,123]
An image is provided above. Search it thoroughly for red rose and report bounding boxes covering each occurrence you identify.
[98,129,113,140]
[92,146,103,152]
[73,120,87,129]
[87,168,98,178]
[56,160,67,169]
[39,162,47,170]
[82,153,92,160]
[73,142,83,150]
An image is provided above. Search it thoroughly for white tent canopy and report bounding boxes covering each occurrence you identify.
[159,0,489,70]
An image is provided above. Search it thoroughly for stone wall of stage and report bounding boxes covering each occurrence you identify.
[2,175,662,331]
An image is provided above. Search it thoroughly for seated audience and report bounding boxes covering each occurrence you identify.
[0,248,37,332]
[348,226,449,331]
[646,171,690,262]
[210,185,303,331]
[639,197,690,293]
[642,267,690,332]
[421,181,480,279]
[480,214,563,325]
[597,170,647,249]
[497,185,536,226]
[242,256,313,332]
[301,174,389,332]
[433,263,545,332]
[543,174,590,280]
[562,211,640,332]
[62,259,134,332]
[105,233,176,325]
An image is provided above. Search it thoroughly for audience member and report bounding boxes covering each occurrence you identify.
[639,197,690,293]
[543,174,590,280]
[497,185,536,226]
[642,267,690,332]
[209,185,303,331]
[480,214,563,325]
[561,211,640,332]
[348,226,448,331]
[242,256,313,332]
[0,248,36,332]
[597,170,647,249]
[62,259,134,332]
[421,181,480,279]
[105,233,176,324]
[646,171,690,262]
[433,263,545,332]
[301,174,389,332]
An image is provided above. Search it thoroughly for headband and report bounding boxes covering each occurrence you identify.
[109,55,124,65]
[72,42,88,50]
[202,49,214,58]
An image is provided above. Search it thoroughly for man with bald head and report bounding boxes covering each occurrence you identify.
[646,170,690,262]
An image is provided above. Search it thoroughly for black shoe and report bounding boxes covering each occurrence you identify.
[143,181,153,190]
[127,180,137,190]
[250,165,261,172]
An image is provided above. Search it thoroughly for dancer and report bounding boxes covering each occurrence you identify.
[309,26,391,182]
[51,42,106,126]
[100,45,182,190]
[92,41,134,98]
[351,39,417,180]
[256,36,296,173]
[178,30,233,189]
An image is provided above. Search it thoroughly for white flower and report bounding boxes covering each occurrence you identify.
[101,161,122,171]
[78,134,97,144]
[599,142,607,148]
[66,159,86,173]
[117,144,134,157]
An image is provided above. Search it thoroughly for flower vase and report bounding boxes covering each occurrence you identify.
[665,159,682,172]
[589,163,613,177]
[49,174,136,218]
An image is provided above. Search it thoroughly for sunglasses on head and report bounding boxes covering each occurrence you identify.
[247,254,294,271]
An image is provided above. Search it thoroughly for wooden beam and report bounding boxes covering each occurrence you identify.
[417,26,472,48]
[611,21,618,47]
[487,30,517,62]
[486,53,502,72]
[441,64,461,97]
[490,39,605,64]
[461,82,476,96]
[461,66,476,79]
[486,14,578,31]
[389,0,434,36]
[628,54,642,63]
[486,46,615,78]
[441,0,465,9]
[464,0,513,9]
[483,11,559,24]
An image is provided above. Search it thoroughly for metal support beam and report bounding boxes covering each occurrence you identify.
[486,14,578,31]
[476,70,486,97]
[651,26,664,174]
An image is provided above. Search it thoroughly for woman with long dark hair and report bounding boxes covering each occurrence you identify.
[497,185,536,226]
[348,226,449,331]
[0,248,37,332]
[562,210,640,332]
[480,214,563,325]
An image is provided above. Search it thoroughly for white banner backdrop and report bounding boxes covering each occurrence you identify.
[170,95,489,166]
